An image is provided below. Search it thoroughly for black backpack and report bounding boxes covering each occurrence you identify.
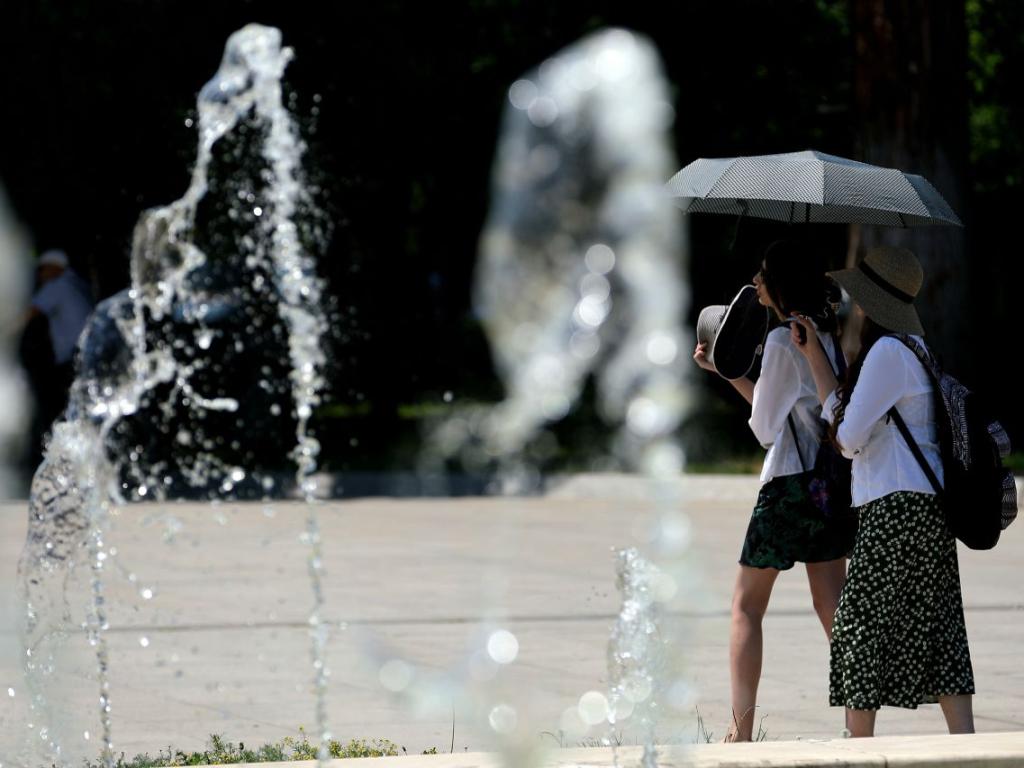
[887,335,1017,550]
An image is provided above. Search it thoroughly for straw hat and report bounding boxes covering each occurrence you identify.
[827,246,925,336]
[696,285,770,380]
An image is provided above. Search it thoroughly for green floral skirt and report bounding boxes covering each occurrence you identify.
[829,491,975,710]
[740,471,857,570]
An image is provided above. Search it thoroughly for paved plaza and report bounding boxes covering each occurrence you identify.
[1,475,1022,761]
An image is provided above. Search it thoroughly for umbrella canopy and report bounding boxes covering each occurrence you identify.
[666,150,961,227]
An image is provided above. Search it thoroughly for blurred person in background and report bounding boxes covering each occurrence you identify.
[19,249,94,467]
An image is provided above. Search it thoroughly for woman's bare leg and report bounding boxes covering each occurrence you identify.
[727,565,779,741]
[805,559,847,639]
[939,694,975,734]
[846,708,876,737]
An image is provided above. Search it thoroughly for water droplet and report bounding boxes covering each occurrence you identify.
[378,660,414,692]
[84,730,90,740]
[443,390,454,403]
[626,397,668,437]
[609,696,635,722]
[570,331,601,360]
[139,637,150,648]
[527,96,558,127]
[624,676,653,703]
[253,206,263,217]
[585,244,615,274]
[646,334,678,365]
[580,273,611,302]
[576,295,609,328]
[486,630,519,665]
[578,691,610,725]
[140,588,154,600]
[7,688,13,697]
[488,704,518,735]
[508,79,538,110]
[184,118,194,128]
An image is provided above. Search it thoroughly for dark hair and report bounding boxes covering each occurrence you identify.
[760,239,839,333]
[828,315,893,448]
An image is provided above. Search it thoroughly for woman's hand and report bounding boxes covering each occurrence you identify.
[789,314,823,361]
[693,341,717,373]
[790,313,839,405]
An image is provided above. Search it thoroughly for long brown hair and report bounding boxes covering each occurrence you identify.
[760,239,839,333]
[828,315,893,448]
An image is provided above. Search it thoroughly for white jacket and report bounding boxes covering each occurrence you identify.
[749,327,841,486]
[822,335,943,507]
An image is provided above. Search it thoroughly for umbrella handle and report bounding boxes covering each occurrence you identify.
[727,199,749,251]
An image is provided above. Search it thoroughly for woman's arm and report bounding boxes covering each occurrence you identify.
[729,376,755,405]
[748,335,800,449]
[693,341,755,404]
[830,339,908,457]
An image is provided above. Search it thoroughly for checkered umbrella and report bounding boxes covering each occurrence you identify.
[666,150,961,227]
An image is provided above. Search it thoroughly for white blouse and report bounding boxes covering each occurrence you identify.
[822,335,943,507]
[749,327,841,486]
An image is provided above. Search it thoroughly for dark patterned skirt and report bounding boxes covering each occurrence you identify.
[829,491,975,710]
[739,471,857,570]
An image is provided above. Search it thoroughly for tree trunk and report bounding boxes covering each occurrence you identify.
[850,0,973,376]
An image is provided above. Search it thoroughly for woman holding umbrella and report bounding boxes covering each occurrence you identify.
[789,246,974,737]
[694,239,856,741]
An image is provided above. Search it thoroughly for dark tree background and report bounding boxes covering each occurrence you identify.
[1,0,1020,479]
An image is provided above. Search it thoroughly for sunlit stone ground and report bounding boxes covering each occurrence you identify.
[1,475,1021,758]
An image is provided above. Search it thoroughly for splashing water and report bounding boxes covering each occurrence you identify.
[607,549,668,768]
[0,185,28,497]
[418,28,695,767]
[430,28,688,494]
[16,24,332,766]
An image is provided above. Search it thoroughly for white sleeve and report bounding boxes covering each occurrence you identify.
[31,281,61,316]
[748,338,800,449]
[835,339,908,458]
[822,389,841,425]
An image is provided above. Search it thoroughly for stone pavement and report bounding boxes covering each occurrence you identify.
[0,474,1021,763]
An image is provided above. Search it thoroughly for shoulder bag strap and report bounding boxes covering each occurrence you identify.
[787,414,807,473]
[815,332,846,378]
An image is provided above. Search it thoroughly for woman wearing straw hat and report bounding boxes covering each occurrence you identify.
[790,245,975,737]
[694,239,856,742]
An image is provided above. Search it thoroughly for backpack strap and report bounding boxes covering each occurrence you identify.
[889,406,944,496]
[829,333,848,378]
[883,334,946,495]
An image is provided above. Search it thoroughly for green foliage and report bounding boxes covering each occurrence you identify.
[81,732,417,768]
[966,0,1024,191]
[1003,452,1024,474]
